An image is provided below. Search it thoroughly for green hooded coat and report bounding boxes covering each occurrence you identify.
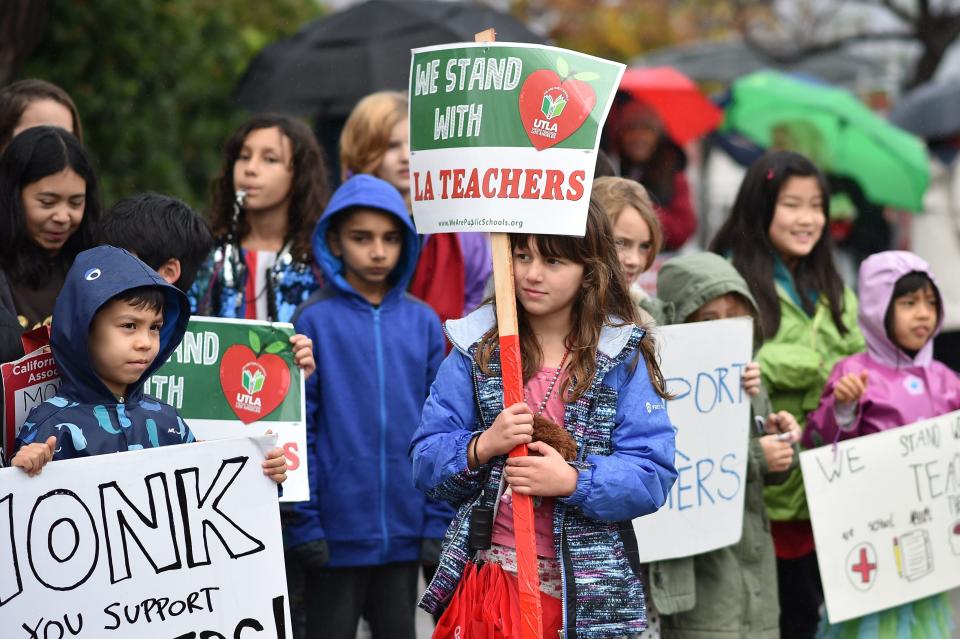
[646,252,791,639]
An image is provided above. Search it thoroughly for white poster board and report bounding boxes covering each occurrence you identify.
[0,436,291,638]
[801,410,960,623]
[631,318,753,561]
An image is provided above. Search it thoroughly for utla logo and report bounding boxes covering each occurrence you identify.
[236,362,267,413]
[519,56,598,151]
[529,88,567,137]
[242,362,266,395]
[541,88,567,120]
[219,330,292,424]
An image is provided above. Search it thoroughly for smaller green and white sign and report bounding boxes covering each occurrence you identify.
[408,42,624,237]
[147,316,307,502]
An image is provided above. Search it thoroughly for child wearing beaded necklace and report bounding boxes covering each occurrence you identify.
[410,200,677,638]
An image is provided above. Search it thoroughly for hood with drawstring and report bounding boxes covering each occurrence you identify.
[655,252,763,351]
[287,174,451,566]
[857,250,943,368]
[311,174,420,304]
[805,250,960,446]
[15,246,195,460]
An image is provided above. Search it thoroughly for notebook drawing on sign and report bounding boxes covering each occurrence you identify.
[894,530,934,581]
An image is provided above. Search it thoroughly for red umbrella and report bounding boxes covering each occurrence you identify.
[618,66,722,145]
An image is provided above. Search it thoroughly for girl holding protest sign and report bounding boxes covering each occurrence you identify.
[648,251,801,639]
[0,126,100,331]
[410,201,677,638]
[190,114,329,325]
[340,90,492,324]
[804,251,958,638]
[711,151,865,639]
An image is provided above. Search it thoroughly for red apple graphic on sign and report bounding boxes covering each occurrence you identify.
[220,342,291,424]
[518,57,598,151]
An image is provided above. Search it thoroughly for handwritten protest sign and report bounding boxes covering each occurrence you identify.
[801,410,960,623]
[631,318,753,562]
[408,42,624,235]
[2,346,61,461]
[0,435,291,638]
[146,317,307,502]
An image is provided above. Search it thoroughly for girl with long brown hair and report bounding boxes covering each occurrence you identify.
[410,199,677,638]
[189,113,330,323]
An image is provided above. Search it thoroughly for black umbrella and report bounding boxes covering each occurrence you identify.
[890,80,960,140]
[234,0,545,120]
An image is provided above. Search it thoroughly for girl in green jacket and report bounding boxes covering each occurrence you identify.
[711,151,865,639]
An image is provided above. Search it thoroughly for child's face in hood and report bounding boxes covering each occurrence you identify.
[88,298,163,398]
[687,293,754,323]
[890,282,938,354]
[327,208,403,303]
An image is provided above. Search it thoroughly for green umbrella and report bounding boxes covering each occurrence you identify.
[722,70,930,211]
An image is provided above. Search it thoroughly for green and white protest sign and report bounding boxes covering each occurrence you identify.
[146,317,307,502]
[408,42,624,236]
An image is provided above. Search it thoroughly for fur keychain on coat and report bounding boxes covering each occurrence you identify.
[532,415,577,461]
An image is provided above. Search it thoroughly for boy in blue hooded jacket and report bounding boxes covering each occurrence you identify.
[11,245,287,482]
[285,175,448,639]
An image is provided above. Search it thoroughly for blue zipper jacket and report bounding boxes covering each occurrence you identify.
[410,306,678,638]
[15,246,194,459]
[286,175,448,566]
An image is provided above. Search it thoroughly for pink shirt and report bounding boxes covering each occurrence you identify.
[491,367,568,558]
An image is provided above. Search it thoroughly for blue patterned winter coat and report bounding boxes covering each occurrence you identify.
[15,246,195,459]
[409,306,677,639]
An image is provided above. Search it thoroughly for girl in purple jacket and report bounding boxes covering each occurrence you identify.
[805,250,958,637]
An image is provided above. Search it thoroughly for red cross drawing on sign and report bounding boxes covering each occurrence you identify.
[851,547,877,583]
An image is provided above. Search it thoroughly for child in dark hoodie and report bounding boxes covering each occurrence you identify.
[11,245,287,482]
[285,175,448,639]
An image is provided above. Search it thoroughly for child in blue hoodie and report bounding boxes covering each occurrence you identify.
[11,245,288,481]
[286,175,448,639]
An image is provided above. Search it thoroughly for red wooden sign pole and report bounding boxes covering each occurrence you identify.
[476,28,544,639]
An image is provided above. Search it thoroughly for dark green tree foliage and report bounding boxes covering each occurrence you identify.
[23,0,320,209]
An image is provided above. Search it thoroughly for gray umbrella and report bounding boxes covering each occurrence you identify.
[890,80,960,140]
[632,36,883,89]
[234,0,545,119]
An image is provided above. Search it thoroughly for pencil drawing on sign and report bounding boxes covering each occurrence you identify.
[893,529,934,581]
[845,542,878,591]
